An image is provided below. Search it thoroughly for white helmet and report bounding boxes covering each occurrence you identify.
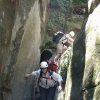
[40,61,48,68]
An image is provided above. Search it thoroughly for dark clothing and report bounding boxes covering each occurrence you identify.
[39,84,57,100]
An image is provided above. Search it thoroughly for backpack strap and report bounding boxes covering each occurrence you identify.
[40,71,53,80]
[48,71,57,83]
[38,70,53,84]
[38,70,58,87]
[49,70,53,76]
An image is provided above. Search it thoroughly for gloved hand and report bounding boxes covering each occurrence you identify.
[58,85,62,92]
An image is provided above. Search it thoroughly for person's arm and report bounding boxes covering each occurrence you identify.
[54,53,61,62]
[25,69,40,78]
[25,73,32,78]
[53,72,63,91]
[66,35,74,43]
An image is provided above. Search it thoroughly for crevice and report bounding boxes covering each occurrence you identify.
[82,82,100,91]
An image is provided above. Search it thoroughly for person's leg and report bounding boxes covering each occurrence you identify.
[47,85,57,100]
[39,86,47,100]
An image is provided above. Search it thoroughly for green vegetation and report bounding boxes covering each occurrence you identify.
[73,0,86,4]
[46,0,85,36]
[46,0,71,35]
[44,0,85,51]
[46,11,67,35]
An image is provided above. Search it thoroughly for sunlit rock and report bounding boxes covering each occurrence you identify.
[0,0,49,100]
[82,4,100,100]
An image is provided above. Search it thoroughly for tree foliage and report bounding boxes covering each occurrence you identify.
[47,0,71,35]
[73,0,87,4]
[46,0,86,35]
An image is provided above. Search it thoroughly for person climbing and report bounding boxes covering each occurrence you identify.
[25,61,62,100]
[47,31,75,71]
[54,30,75,55]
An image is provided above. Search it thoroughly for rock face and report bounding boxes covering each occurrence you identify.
[57,47,73,100]
[0,0,100,100]
[82,3,100,100]
[0,0,49,100]
[59,0,100,100]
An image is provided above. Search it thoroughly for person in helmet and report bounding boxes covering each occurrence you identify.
[25,61,62,100]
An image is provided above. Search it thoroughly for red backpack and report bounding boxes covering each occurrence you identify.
[48,62,58,72]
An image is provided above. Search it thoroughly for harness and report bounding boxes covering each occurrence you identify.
[38,71,57,88]
[41,71,53,85]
